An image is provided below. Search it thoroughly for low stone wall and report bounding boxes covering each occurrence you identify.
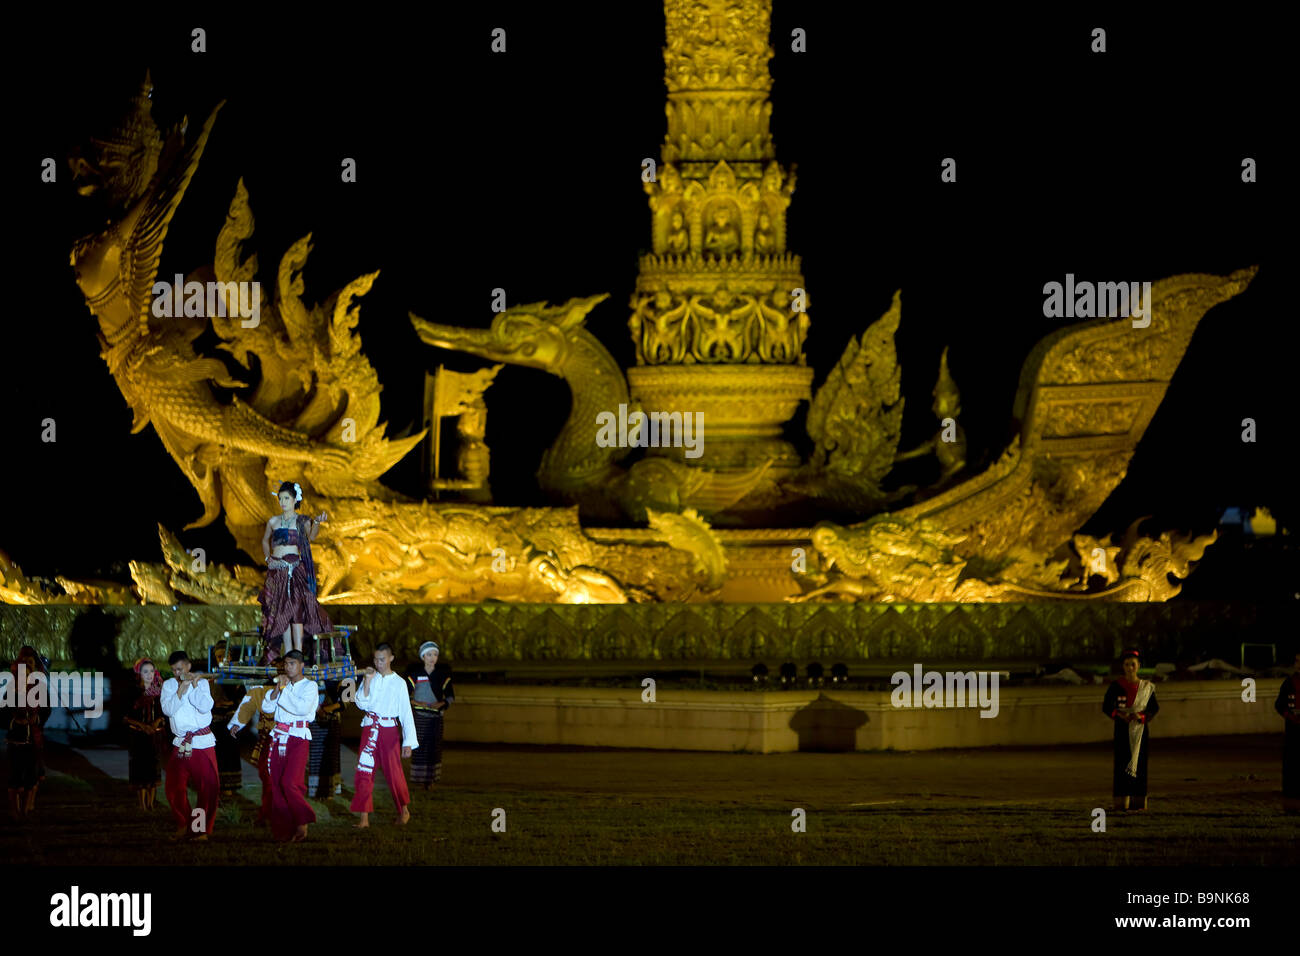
[443,679,1288,753]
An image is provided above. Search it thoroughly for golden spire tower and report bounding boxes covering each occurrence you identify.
[629,0,813,510]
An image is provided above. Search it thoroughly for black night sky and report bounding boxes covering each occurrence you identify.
[5,7,1290,599]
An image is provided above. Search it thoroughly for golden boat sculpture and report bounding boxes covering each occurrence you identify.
[15,1,1257,607]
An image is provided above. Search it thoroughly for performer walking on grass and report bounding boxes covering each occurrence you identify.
[124,658,166,812]
[260,481,331,661]
[262,649,318,843]
[1275,650,1300,814]
[407,641,453,790]
[352,643,418,828]
[1102,648,1159,812]
[161,651,218,841]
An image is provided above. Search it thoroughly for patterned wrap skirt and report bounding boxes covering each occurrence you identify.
[260,556,331,644]
[411,709,443,786]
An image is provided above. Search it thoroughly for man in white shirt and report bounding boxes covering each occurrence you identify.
[351,643,418,828]
[160,650,218,841]
[261,650,318,842]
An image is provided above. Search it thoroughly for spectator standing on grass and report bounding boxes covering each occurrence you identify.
[1102,648,1159,812]
[4,646,49,823]
[406,641,453,792]
[1274,650,1300,814]
[161,650,219,841]
[124,658,166,812]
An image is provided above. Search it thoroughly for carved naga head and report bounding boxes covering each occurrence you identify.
[67,73,163,321]
[68,72,163,209]
[409,294,610,374]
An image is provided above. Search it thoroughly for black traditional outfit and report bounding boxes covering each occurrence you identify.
[1103,677,1159,806]
[1274,672,1300,812]
[407,661,454,787]
[4,647,48,795]
[124,659,166,792]
[307,681,343,799]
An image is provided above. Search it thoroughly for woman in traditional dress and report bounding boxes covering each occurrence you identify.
[1275,650,1300,814]
[1102,648,1159,811]
[259,481,331,661]
[406,641,454,790]
[4,646,49,822]
[124,658,166,811]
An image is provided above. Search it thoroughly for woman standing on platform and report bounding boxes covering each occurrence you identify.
[406,642,454,790]
[124,658,166,811]
[1102,649,1159,811]
[1275,650,1300,814]
[259,481,331,661]
[4,646,49,822]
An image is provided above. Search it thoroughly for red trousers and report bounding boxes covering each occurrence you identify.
[350,723,409,813]
[165,746,219,835]
[268,735,315,841]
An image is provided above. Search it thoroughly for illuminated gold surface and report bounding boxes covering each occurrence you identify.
[410,298,781,521]
[895,345,965,490]
[895,269,1258,566]
[630,0,810,494]
[427,364,502,497]
[791,516,1219,603]
[786,291,906,511]
[12,7,1259,608]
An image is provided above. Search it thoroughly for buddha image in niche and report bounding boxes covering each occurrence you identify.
[703,202,741,259]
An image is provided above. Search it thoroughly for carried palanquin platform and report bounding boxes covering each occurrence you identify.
[210,625,358,685]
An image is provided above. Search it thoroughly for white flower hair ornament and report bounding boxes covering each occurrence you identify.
[271,483,305,503]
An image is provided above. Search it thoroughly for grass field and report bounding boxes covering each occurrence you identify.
[3,735,1297,866]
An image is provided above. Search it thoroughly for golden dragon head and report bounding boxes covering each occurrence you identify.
[67,71,163,208]
[409,294,610,373]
